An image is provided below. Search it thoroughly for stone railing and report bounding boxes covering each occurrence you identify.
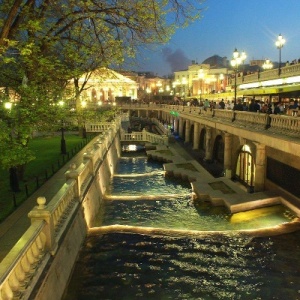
[85,122,112,133]
[0,120,120,300]
[233,111,269,130]
[0,219,48,300]
[119,104,299,139]
[121,129,169,145]
[213,109,235,122]
[151,119,170,135]
[237,63,300,85]
[268,114,300,136]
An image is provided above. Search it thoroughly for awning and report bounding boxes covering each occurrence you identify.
[241,84,300,96]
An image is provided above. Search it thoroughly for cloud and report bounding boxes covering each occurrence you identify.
[162,48,191,72]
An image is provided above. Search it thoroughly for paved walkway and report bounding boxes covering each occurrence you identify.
[0,145,90,262]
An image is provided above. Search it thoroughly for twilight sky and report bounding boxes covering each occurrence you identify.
[134,0,300,76]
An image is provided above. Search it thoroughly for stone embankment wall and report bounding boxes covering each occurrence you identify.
[33,132,121,300]
[0,122,121,300]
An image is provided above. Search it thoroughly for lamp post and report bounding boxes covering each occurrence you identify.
[198,68,204,101]
[230,48,247,104]
[275,34,285,76]
[81,100,87,139]
[181,77,187,100]
[4,102,20,193]
[262,59,273,70]
[58,101,67,155]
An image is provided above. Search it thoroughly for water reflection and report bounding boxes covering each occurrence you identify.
[63,155,300,300]
[64,232,300,300]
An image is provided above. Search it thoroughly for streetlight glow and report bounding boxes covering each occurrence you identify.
[230,48,247,104]
[262,59,273,70]
[4,102,12,110]
[276,34,285,76]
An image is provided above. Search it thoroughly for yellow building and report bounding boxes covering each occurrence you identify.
[68,67,139,106]
[173,62,229,100]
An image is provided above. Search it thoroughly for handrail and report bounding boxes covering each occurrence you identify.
[0,221,48,300]
[121,129,168,145]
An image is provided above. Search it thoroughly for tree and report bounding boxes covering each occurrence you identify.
[0,0,204,191]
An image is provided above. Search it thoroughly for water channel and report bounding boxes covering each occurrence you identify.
[63,150,300,300]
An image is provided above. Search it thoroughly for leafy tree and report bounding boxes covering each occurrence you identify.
[0,0,204,192]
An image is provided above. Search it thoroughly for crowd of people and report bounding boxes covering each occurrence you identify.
[173,97,299,116]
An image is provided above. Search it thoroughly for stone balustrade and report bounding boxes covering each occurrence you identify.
[0,218,48,300]
[233,111,269,130]
[269,114,300,136]
[121,129,168,145]
[237,63,300,85]
[0,120,120,300]
[86,122,111,132]
[213,109,235,122]
[119,104,299,139]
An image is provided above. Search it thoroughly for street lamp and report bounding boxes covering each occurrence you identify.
[275,34,285,76]
[262,59,273,70]
[230,48,247,104]
[81,100,87,139]
[181,77,187,99]
[58,101,67,155]
[198,68,204,101]
[4,102,20,193]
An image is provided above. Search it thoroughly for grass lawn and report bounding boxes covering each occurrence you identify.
[0,133,94,223]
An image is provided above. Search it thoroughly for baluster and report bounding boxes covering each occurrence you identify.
[7,270,22,297]
[0,280,14,300]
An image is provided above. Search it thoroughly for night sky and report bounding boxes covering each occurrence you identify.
[134,0,300,76]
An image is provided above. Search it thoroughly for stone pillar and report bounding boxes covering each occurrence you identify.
[254,143,266,192]
[137,110,140,117]
[28,197,57,254]
[193,122,200,150]
[174,118,179,134]
[224,132,233,178]
[184,119,191,143]
[146,110,149,118]
[178,117,184,138]
[158,110,162,121]
[204,127,212,161]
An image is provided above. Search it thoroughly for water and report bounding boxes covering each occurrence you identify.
[64,154,300,300]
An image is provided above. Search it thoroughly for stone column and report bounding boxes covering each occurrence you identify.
[157,110,162,121]
[254,143,266,192]
[137,110,140,117]
[224,132,233,178]
[204,127,212,161]
[193,122,200,150]
[184,119,191,143]
[174,118,179,134]
[178,117,184,138]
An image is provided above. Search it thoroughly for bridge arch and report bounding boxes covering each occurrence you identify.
[212,135,224,163]
[235,144,255,189]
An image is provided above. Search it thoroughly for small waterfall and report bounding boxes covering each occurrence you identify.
[113,170,165,177]
[104,194,192,201]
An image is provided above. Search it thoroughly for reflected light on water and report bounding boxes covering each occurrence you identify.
[63,154,300,300]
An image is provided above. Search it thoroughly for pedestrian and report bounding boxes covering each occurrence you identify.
[219,99,225,109]
[233,99,244,111]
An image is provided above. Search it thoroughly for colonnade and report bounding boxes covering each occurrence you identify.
[133,108,267,192]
